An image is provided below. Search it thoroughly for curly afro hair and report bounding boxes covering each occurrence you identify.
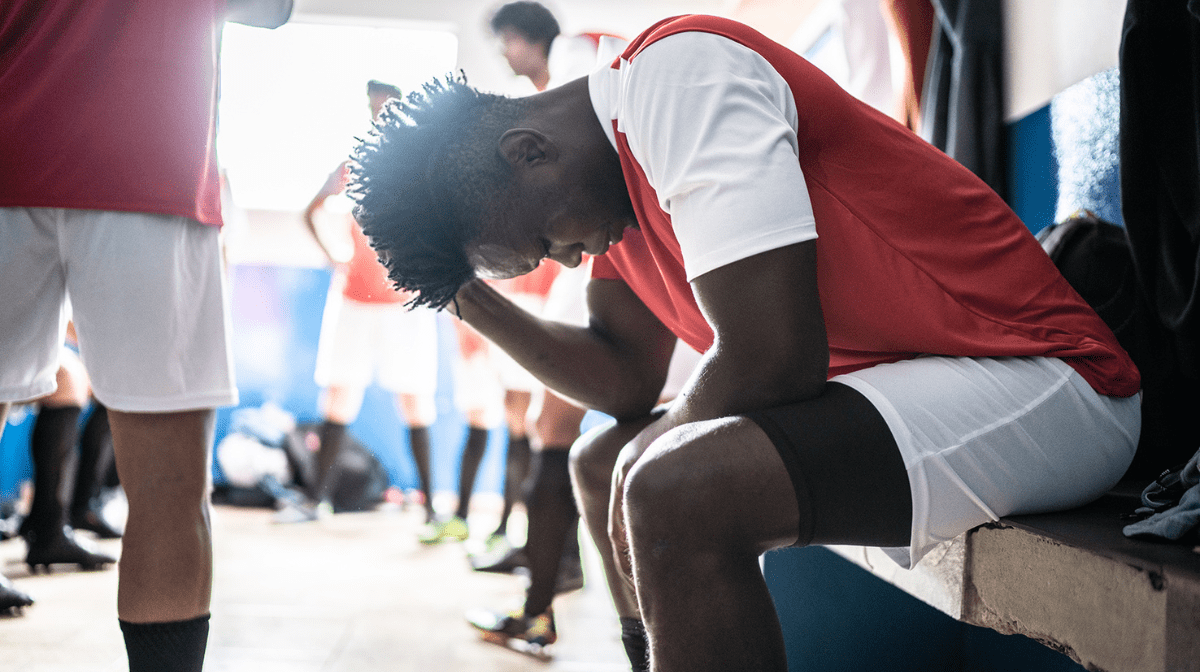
[349,74,529,310]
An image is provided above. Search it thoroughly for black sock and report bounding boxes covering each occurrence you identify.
[454,426,489,520]
[312,421,348,503]
[407,426,434,517]
[72,403,112,517]
[620,617,650,672]
[120,614,210,672]
[25,405,81,538]
[495,433,531,535]
[523,449,577,617]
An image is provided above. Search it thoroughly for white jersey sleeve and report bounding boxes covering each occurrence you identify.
[616,32,817,280]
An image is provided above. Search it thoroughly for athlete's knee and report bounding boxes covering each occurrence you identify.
[503,389,532,434]
[397,392,436,427]
[569,418,623,499]
[536,411,585,448]
[623,426,749,557]
[111,409,213,508]
[43,357,91,407]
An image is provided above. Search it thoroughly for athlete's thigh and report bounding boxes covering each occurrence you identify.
[835,355,1139,565]
[735,381,912,549]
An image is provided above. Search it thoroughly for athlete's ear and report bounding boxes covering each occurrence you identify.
[498,128,559,167]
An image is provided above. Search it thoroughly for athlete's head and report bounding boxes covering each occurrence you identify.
[490,1,560,80]
[350,75,528,309]
[351,74,636,310]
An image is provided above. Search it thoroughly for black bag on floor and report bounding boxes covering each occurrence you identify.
[1038,213,1200,478]
[282,423,390,513]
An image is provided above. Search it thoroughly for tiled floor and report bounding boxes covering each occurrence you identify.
[0,497,627,671]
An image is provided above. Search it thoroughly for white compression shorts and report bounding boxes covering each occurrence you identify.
[0,207,237,412]
[832,355,1140,568]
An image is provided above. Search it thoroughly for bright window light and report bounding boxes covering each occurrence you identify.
[218,21,458,211]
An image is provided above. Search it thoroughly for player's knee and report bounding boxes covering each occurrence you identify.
[398,393,436,427]
[44,359,91,407]
[568,419,621,499]
[623,431,726,554]
[534,410,582,446]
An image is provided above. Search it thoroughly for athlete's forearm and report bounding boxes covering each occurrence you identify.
[453,279,667,418]
[662,340,825,432]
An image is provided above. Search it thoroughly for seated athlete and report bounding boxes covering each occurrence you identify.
[348,15,1142,672]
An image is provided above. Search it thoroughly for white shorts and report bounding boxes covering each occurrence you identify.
[453,351,505,427]
[313,290,439,397]
[0,207,237,412]
[832,356,1140,568]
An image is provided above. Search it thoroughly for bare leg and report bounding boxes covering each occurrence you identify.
[622,385,910,672]
[109,409,214,623]
[568,413,660,620]
[533,391,586,449]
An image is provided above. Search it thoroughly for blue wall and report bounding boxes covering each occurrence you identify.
[0,407,34,500]
[763,547,1086,672]
[1007,105,1058,235]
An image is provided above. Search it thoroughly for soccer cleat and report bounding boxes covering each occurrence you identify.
[0,574,33,614]
[467,607,557,649]
[271,498,332,524]
[470,540,528,573]
[24,526,116,572]
[69,506,123,539]
[482,532,510,555]
[418,516,469,544]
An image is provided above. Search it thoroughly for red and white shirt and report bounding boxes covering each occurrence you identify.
[588,15,1139,398]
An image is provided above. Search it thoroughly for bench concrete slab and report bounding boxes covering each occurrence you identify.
[827,482,1200,672]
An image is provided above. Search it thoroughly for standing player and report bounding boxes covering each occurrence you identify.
[294,80,441,523]
[0,1,291,669]
[455,1,621,649]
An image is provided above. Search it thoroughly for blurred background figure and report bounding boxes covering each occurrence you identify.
[417,323,504,544]
[18,345,120,569]
[284,79,442,523]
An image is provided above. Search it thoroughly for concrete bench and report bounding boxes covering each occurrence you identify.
[824,480,1200,672]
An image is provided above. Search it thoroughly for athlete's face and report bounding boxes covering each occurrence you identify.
[467,148,637,279]
[497,28,548,81]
